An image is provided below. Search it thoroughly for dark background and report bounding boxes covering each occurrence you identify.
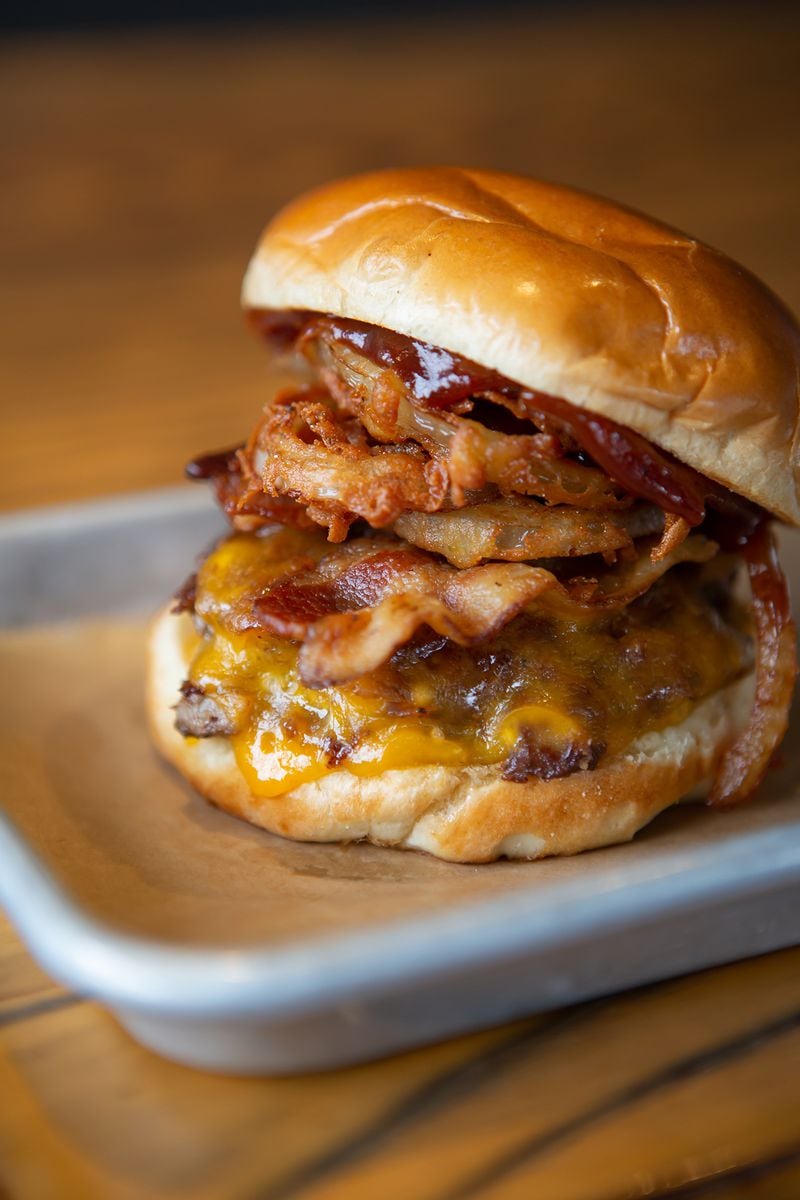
[7,0,576,32]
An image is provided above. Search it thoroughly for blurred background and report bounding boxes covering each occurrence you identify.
[1,0,798,511]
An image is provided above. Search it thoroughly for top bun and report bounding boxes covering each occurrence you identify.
[242,167,800,523]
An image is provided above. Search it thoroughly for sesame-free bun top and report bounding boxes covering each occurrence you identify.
[242,167,800,524]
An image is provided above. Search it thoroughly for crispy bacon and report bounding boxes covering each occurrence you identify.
[234,532,718,687]
[565,532,718,606]
[284,564,562,688]
[708,521,797,807]
[245,544,433,640]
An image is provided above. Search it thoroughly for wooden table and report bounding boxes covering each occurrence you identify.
[2,5,799,1196]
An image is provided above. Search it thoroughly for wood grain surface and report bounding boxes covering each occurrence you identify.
[2,3,800,1197]
[2,914,800,1199]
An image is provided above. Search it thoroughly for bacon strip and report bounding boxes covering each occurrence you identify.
[286,562,563,688]
[234,532,717,687]
[708,521,797,807]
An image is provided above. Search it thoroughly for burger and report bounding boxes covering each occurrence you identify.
[147,168,798,863]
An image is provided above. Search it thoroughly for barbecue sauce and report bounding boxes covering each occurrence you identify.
[248,309,760,527]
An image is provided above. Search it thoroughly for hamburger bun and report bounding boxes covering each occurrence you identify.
[148,606,755,863]
[242,167,800,524]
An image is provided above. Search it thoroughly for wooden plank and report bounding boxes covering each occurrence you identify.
[0,971,544,1199]
[0,941,798,1199]
[0,914,72,1016]
[286,951,800,1200]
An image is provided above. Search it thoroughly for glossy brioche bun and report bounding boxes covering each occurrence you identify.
[148,607,754,864]
[242,167,800,525]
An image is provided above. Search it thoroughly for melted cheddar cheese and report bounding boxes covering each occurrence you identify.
[183,530,752,795]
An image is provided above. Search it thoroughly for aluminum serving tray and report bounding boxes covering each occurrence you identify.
[1,488,798,1075]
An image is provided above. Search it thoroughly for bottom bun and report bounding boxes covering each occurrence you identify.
[147,607,754,863]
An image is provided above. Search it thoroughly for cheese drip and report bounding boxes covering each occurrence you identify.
[184,529,752,796]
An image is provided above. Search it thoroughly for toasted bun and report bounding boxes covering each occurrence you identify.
[242,167,800,524]
[148,607,754,863]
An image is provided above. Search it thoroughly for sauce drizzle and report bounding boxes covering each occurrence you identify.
[249,308,760,527]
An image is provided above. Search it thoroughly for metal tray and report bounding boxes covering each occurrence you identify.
[1,488,798,1074]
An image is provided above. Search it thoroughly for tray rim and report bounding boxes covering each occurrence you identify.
[2,804,799,1020]
[0,483,205,537]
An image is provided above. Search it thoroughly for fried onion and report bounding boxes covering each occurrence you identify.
[185,446,311,532]
[393,497,665,569]
[311,335,630,510]
[250,389,448,540]
[303,315,759,526]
